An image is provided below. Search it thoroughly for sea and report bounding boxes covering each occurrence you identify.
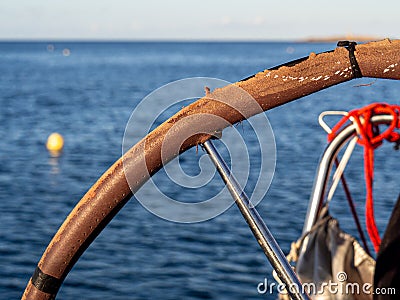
[0,41,399,299]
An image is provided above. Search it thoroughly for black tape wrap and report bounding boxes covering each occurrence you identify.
[337,40,363,78]
[31,266,62,296]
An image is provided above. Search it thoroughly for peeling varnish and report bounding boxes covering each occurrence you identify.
[334,68,352,77]
[311,75,323,81]
[281,75,299,82]
[383,63,398,73]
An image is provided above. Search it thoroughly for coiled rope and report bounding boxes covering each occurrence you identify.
[328,103,400,253]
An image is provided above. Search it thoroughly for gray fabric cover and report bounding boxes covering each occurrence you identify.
[295,207,375,300]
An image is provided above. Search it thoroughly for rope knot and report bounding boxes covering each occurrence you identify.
[328,103,400,253]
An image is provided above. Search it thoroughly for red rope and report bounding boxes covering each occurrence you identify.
[328,103,400,253]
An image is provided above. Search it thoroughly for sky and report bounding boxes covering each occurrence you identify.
[0,0,399,41]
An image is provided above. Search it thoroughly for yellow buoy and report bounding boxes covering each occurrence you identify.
[46,132,64,153]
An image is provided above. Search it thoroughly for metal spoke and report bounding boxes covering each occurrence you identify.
[203,139,309,300]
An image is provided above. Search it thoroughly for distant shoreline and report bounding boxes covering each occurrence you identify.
[302,35,385,43]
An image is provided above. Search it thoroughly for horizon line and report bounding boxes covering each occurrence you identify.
[0,37,388,44]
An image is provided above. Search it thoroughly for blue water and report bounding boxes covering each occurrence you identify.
[0,42,399,299]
